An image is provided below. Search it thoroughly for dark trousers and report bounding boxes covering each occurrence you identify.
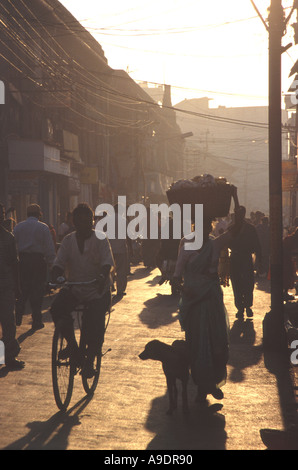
[113,252,128,295]
[50,288,111,358]
[0,289,20,362]
[15,253,47,324]
[230,254,254,311]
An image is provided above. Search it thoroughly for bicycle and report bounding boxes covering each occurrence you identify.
[49,279,111,411]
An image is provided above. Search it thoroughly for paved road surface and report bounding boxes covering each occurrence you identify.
[1,266,297,450]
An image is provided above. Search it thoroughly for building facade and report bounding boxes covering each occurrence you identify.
[0,0,184,228]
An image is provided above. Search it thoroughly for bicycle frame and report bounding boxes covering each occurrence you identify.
[50,278,111,411]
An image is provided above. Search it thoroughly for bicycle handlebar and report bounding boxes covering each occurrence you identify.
[48,279,98,288]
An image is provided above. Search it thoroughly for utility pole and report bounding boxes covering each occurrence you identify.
[263,0,287,350]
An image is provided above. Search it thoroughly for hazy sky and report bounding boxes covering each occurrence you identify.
[60,0,298,108]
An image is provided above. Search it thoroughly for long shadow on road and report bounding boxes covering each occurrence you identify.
[228,319,263,383]
[145,388,227,450]
[2,396,92,450]
[139,293,180,329]
[260,347,298,449]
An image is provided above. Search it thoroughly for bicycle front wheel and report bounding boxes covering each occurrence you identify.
[52,324,75,411]
[82,353,101,395]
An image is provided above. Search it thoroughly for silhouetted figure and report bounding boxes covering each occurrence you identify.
[173,218,229,404]
[228,206,262,319]
[172,186,240,405]
[141,207,161,269]
[256,216,270,277]
[58,211,75,242]
[157,216,180,295]
[13,204,56,330]
[51,203,114,378]
[283,228,298,301]
[0,203,24,370]
[108,204,128,298]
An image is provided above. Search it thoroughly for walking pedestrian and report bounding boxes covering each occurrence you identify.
[283,228,298,301]
[141,207,161,269]
[172,220,231,405]
[2,207,16,232]
[256,216,270,277]
[228,206,262,319]
[13,204,56,330]
[58,211,75,242]
[157,215,180,295]
[0,203,24,370]
[172,186,240,405]
[109,204,128,299]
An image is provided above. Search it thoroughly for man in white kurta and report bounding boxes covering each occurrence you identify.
[51,203,114,378]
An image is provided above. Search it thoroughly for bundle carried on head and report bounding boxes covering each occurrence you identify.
[166,174,232,218]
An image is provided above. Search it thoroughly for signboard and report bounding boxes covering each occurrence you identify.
[282,160,298,192]
[8,141,70,176]
[63,130,80,161]
[80,167,99,185]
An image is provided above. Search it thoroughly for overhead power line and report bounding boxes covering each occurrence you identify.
[0,0,290,134]
[25,14,260,35]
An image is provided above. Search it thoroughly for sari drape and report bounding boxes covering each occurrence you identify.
[179,240,229,394]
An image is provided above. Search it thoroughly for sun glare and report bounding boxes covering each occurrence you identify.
[60,0,297,107]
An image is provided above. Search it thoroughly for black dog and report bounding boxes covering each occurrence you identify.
[139,339,190,415]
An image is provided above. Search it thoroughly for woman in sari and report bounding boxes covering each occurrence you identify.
[172,188,239,405]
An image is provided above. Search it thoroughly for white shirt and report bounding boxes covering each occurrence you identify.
[53,230,115,302]
[13,217,56,265]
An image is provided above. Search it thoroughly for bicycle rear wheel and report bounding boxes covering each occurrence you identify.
[52,324,75,411]
[82,353,101,395]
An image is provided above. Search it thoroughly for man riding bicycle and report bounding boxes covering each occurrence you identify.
[50,203,114,378]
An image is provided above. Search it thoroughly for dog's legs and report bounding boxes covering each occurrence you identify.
[173,381,178,408]
[166,376,177,415]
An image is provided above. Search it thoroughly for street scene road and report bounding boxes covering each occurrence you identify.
[1,266,297,451]
[2,0,298,456]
